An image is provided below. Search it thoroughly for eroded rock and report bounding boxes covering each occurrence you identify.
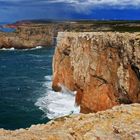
[52,32,140,113]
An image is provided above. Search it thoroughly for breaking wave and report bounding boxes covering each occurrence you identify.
[35,75,80,119]
[24,46,43,50]
[0,46,42,51]
[0,47,15,51]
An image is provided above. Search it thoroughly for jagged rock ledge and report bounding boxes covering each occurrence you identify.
[52,32,140,113]
[0,104,140,140]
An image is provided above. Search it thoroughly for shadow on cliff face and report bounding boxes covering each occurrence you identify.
[131,64,140,81]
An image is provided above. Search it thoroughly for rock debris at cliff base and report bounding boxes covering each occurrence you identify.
[0,104,140,140]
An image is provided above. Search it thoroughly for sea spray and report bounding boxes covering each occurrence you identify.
[35,75,80,119]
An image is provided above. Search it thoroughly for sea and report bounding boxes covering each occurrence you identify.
[0,22,15,32]
[0,23,80,130]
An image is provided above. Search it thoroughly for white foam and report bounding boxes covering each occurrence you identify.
[0,47,15,51]
[36,46,42,49]
[22,46,43,51]
[0,46,43,51]
[35,75,80,119]
[44,75,52,81]
[30,46,42,50]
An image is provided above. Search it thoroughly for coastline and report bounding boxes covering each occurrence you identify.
[0,104,140,140]
[0,20,140,139]
[1,20,140,49]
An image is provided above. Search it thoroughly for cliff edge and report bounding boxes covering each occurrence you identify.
[1,21,140,49]
[0,104,140,140]
[52,32,140,113]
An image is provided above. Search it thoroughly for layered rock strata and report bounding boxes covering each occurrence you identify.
[0,104,140,140]
[52,32,140,113]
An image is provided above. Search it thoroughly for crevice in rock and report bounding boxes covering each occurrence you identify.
[92,75,108,87]
[118,88,132,104]
[63,47,71,56]
[129,39,135,46]
[131,64,140,80]
[117,47,125,59]
[131,46,136,61]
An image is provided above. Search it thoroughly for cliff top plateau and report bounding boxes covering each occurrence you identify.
[0,104,140,140]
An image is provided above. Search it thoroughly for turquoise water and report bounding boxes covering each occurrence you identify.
[0,47,54,130]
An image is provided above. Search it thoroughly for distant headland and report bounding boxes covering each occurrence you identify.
[0,19,140,49]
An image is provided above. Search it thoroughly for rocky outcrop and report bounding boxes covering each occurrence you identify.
[52,32,140,113]
[0,104,140,140]
[0,33,36,49]
[1,21,140,49]
[0,25,53,49]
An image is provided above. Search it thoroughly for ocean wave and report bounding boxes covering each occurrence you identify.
[25,46,43,51]
[35,75,80,119]
[21,46,43,51]
[0,47,15,51]
[0,46,43,51]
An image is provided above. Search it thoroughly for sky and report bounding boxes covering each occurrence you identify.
[0,0,140,22]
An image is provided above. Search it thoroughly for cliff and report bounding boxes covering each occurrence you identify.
[1,21,140,49]
[0,104,140,140]
[52,32,140,113]
[0,24,54,49]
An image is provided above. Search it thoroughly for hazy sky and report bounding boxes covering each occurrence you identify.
[0,0,140,22]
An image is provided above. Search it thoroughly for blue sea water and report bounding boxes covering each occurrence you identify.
[0,28,15,33]
[0,22,15,33]
[0,47,80,130]
[0,47,54,130]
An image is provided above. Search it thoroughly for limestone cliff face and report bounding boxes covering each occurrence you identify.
[52,32,140,113]
[0,104,140,140]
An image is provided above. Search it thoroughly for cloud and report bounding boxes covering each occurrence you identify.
[47,0,140,6]
[1,0,140,7]
[0,0,75,22]
[43,0,140,13]
[0,0,140,22]
[1,0,139,13]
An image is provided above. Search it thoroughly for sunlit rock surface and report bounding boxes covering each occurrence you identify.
[0,26,53,49]
[0,104,140,140]
[52,32,140,113]
[1,21,140,49]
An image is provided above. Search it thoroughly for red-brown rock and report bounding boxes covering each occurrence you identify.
[52,32,140,113]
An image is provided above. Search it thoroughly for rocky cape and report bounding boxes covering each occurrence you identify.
[52,32,140,113]
[1,31,140,139]
[0,24,54,49]
[1,20,140,49]
[0,104,140,140]
[0,22,97,49]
